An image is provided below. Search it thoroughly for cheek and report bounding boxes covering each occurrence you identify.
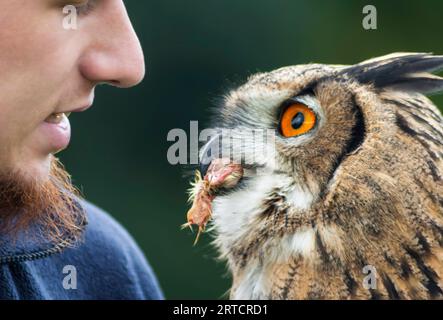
[0,5,81,143]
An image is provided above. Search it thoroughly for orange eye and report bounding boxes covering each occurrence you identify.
[279,103,316,137]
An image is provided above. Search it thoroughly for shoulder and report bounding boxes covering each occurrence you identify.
[69,199,164,299]
[81,199,137,248]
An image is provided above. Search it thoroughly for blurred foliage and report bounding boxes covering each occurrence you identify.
[60,0,443,299]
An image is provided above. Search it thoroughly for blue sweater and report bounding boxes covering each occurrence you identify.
[0,200,164,300]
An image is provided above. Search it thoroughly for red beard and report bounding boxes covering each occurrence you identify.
[0,155,86,244]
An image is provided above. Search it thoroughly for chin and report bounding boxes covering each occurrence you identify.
[15,154,54,183]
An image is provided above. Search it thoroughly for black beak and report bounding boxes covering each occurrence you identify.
[199,133,222,177]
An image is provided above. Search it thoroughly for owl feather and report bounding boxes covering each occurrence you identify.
[199,53,443,299]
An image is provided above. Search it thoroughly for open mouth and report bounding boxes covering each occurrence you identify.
[182,157,244,244]
[37,99,93,154]
[39,112,73,154]
[44,112,71,125]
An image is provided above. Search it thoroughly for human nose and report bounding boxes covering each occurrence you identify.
[78,1,145,88]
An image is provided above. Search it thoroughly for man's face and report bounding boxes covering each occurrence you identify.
[0,0,145,180]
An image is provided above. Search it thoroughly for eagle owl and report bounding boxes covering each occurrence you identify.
[191,53,443,300]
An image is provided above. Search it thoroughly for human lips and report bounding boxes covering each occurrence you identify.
[40,113,71,154]
[40,102,93,154]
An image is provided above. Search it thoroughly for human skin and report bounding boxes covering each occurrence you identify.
[0,0,145,180]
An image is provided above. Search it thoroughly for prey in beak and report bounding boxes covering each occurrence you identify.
[182,134,243,245]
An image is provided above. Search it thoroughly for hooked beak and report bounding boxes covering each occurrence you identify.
[199,133,222,177]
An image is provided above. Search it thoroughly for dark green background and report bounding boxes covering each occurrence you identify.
[60,0,443,299]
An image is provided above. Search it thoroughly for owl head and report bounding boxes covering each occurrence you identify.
[198,53,443,299]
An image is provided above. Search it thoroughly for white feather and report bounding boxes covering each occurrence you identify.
[286,185,314,210]
[212,173,289,246]
[232,264,269,300]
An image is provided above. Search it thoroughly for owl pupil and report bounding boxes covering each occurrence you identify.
[291,112,304,129]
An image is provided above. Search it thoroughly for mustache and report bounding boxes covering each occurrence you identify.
[0,156,87,244]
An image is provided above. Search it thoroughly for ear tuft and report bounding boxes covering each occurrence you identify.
[342,53,443,95]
